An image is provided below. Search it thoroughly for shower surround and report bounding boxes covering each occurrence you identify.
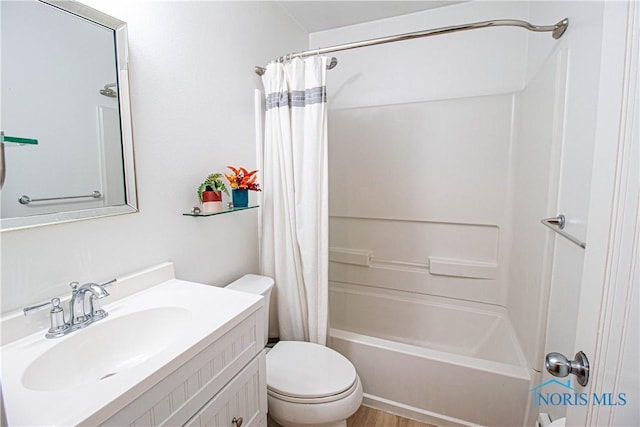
[314,1,584,425]
[327,92,530,426]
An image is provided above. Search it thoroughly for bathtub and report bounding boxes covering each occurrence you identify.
[328,283,532,427]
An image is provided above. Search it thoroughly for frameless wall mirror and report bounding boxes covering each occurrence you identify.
[0,0,137,231]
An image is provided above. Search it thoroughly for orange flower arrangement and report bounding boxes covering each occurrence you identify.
[225,166,262,191]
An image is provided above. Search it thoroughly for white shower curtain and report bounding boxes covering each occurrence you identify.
[259,56,329,345]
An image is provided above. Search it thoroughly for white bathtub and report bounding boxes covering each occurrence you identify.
[329,283,532,427]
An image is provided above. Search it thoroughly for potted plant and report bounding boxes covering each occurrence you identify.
[225,166,261,208]
[197,173,229,213]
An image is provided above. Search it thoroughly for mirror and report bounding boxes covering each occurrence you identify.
[0,0,137,231]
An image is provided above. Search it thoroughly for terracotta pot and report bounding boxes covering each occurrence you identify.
[202,190,222,202]
[202,190,223,213]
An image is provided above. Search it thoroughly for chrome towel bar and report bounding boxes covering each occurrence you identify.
[541,214,587,249]
[19,190,102,205]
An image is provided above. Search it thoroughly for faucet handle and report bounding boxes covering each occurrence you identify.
[69,281,80,292]
[23,298,70,338]
[99,278,117,288]
[23,299,56,316]
[23,297,65,315]
[46,298,69,337]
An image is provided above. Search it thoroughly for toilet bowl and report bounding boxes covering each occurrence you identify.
[226,275,363,427]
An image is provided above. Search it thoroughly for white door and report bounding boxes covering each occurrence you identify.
[542,1,639,425]
[568,1,639,424]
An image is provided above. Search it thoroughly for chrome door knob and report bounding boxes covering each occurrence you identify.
[545,351,589,386]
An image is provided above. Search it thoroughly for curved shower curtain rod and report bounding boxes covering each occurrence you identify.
[254,18,569,76]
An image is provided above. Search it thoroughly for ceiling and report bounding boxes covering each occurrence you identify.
[277,1,464,33]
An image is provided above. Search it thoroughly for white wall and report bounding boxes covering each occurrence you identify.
[0,1,307,314]
[314,1,530,308]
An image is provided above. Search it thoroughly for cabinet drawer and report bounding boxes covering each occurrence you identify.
[185,351,266,427]
[101,311,261,427]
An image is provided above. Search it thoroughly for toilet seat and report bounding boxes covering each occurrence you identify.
[267,375,361,404]
[266,341,358,401]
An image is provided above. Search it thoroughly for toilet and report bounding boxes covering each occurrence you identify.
[226,274,363,427]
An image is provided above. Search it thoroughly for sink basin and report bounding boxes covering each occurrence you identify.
[22,307,191,391]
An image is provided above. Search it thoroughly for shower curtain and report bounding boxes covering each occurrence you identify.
[259,56,329,345]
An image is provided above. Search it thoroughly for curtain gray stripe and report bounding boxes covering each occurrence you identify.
[266,87,327,110]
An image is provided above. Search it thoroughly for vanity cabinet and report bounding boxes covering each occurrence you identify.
[1,264,267,427]
[101,311,267,427]
[185,354,266,427]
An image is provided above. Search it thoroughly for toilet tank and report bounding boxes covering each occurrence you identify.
[226,274,274,347]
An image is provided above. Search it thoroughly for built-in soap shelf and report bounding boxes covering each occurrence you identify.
[329,247,497,279]
[182,205,259,217]
[428,257,497,279]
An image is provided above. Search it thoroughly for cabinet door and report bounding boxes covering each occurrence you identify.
[185,351,266,427]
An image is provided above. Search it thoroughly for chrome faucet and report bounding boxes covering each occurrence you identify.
[23,278,116,338]
[68,281,111,326]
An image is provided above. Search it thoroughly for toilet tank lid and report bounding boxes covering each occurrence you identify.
[226,274,274,296]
